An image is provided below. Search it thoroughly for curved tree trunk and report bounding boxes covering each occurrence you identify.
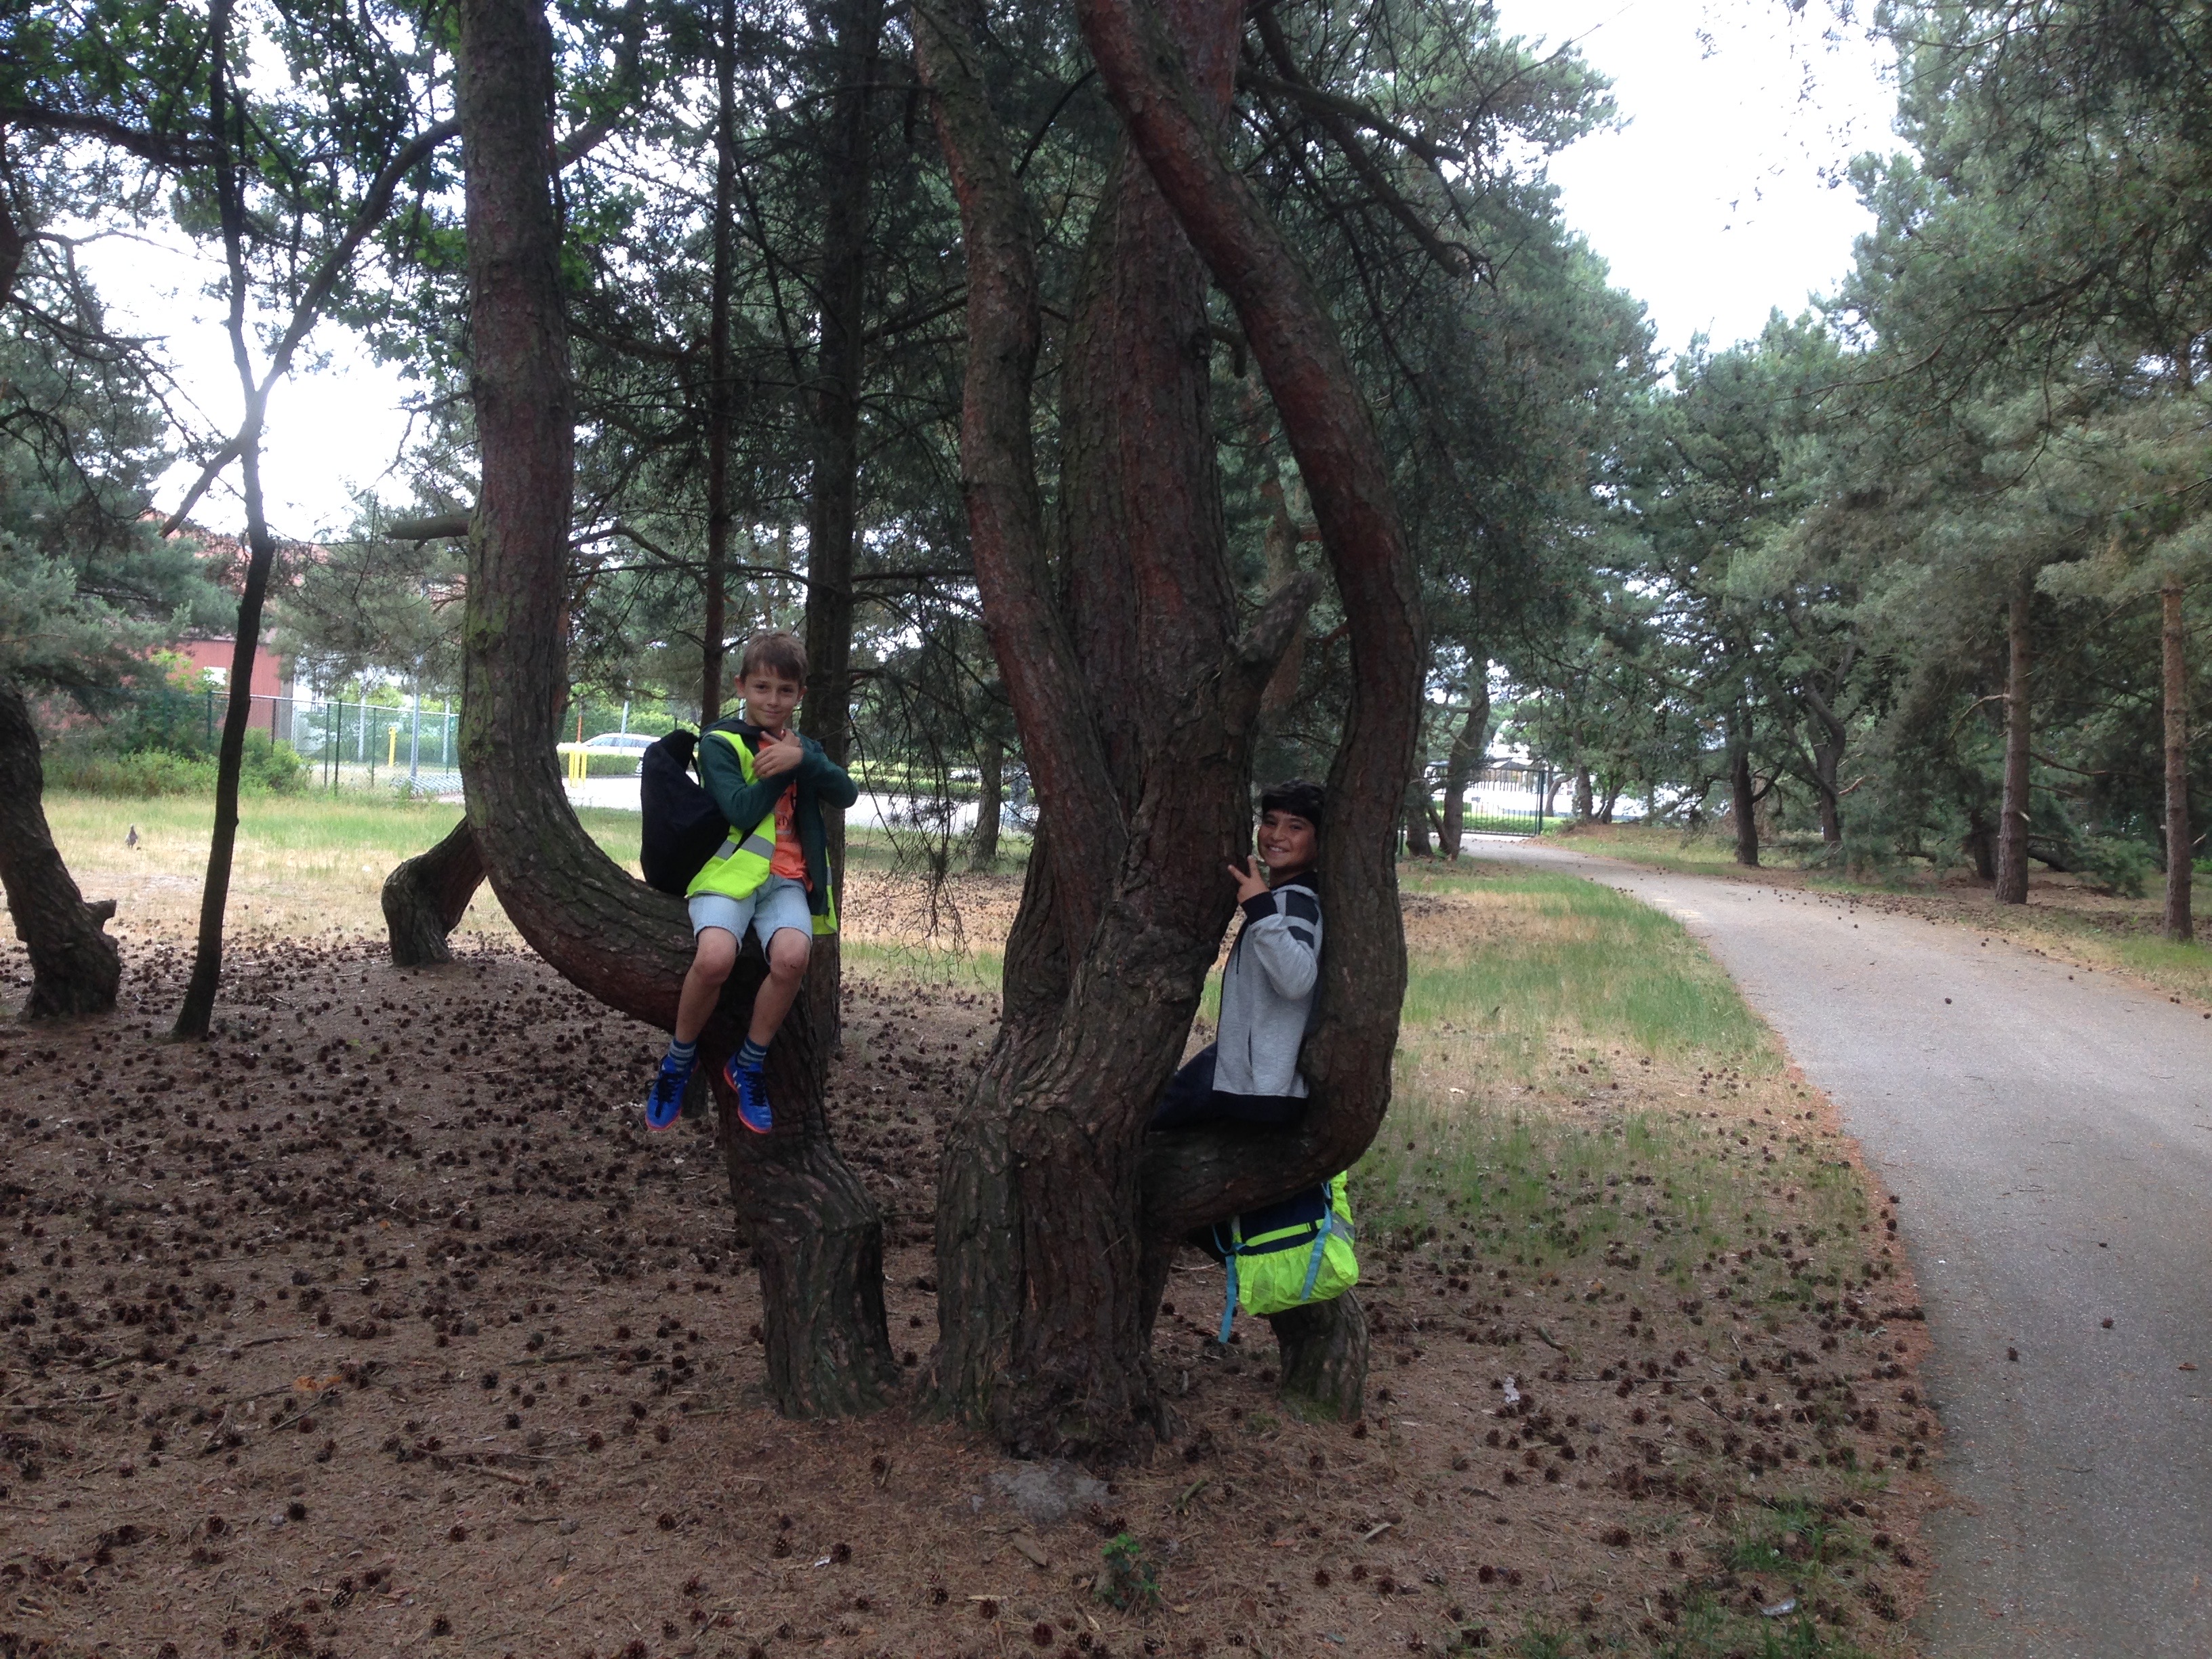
[1404,782,1433,857]
[1995,580,2033,905]
[453,0,895,1417]
[1269,1290,1366,1422]
[382,819,486,966]
[0,676,121,1018]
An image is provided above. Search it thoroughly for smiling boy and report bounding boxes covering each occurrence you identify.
[644,630,855,1134]
[1154,780,1326,1128]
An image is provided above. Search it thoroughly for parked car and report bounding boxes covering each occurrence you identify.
[580,731,657,754]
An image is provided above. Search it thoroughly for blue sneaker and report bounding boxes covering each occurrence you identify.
[724,1055,774,1134]
[644,1056,691,1132]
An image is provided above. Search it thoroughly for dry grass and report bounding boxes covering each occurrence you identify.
[0,815,1938,1658]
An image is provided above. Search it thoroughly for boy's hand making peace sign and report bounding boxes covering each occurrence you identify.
[1227,855,1271,903]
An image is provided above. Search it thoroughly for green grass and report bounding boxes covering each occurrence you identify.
[1397,865,1778,1076]
[1356,861,1879,1294]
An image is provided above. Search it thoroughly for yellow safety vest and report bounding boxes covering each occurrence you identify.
[684,729,838,934]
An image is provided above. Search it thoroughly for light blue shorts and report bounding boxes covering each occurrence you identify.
[688,874,814,950]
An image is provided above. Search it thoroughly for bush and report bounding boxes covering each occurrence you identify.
[45,731,307,797]
[2075,834,2156,899]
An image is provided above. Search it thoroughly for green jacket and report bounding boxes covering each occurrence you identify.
[694,716,858,930]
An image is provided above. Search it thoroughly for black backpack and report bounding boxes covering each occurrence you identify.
[640,730,729,897]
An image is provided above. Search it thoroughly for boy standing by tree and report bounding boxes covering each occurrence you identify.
[645,630,856,1133]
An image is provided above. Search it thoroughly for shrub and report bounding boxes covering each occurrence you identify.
[2074,834,2155,899]
[45,731,307,797]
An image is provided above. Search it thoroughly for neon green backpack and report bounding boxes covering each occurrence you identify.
[1210,1173,1359,1338]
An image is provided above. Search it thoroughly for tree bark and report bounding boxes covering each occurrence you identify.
[1963,804,1997,882]
[1572,764,1593,824]
[453,0,895,1416]
[1803,677,1848,846]
[173,0,282,1043]
[1995,579,2033,905]
[969,731,1002,870]
[381,819,486,966]
[797,0,886,1060]
[1404,782,1433,857]
[1269,1290,1366,1422]
[1081,0,1424,1249]
[921,0,1416,1460]
[699,0,740,725]
[1728,718,1759,869]
[1439,677,1488,860]
[2163,577,2192,942]
[0,676,121,1017]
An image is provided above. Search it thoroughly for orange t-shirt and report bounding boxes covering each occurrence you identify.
[771,783,808,884]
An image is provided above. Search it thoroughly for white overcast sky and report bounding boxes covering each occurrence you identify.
[82,0,1900,541]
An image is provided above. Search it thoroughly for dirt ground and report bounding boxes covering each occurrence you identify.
[1,871,1938,1659]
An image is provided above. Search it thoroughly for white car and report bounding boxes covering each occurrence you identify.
[579,732,657,754]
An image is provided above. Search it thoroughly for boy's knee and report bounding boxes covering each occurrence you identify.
[766,930,811,979]
[691,930,739,980]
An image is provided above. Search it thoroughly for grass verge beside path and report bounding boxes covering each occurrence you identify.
[1342,859,1935,1656]
[1547,821,2212,1010]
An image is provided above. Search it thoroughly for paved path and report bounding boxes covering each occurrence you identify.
[1480,840,2212,1658]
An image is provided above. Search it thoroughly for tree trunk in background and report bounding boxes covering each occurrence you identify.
[2163,577,2192,942]
[921,0,1419,1459]
[1963,806,1997,882]
[453,0,895,1416]
[1729,720,1759,868]
[1404,783,1433,856]
[1598,782,1620,823]
[0,676,121,1017]
[1572,764,1593,824]
[969,732,1002,870]
[1995,581,2032,905]
[1438,678,1488,859]
[1269,1289,1366,1422]
[173,0,281,1043]
[698,0,740,724]
[382,819,487,966]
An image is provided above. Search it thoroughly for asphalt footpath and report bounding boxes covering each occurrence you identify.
[1477,839,2211,1658]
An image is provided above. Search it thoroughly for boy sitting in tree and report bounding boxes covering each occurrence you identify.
[1155,779,1325,1129]
[645,630,855,1134]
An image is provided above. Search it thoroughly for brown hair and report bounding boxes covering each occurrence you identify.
[737,629,808,685]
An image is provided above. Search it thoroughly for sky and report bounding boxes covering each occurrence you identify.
[79,0,1902,543]
[1488,0,1900,357]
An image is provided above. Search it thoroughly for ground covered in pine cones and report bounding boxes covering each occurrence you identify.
[1,815,1940,1658]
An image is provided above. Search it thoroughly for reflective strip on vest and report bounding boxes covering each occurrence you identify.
[684,732,781,903]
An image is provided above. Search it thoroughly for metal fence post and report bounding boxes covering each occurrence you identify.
[1535,765,1547,837]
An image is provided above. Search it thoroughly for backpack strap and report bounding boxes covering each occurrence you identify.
[1216,1212,1247,1344]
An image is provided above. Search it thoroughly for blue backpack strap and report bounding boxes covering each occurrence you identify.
[1299,1208,1334,1301]
[1218,1256,1240,1344]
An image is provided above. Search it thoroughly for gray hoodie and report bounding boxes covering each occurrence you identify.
[1213,874,1322,1097]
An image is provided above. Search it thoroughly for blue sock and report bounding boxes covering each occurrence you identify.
[735,1037,768,1073]
[664,1037,697,1071]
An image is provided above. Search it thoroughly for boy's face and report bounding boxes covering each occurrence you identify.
[1256,808,1317,874]
[739,668,804,733]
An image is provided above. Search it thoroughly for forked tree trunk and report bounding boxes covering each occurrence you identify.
[2163,577,2192,942]
[453,0,895,1416]
[1439,678,1487,859]
[382,818,486,966]
[173,0,281,1043]
[1729,720,1759,868]
[920,0,1420,1460]
[970,732,1002,870]
[1995,580,2033,905]
[0,677,121,1018]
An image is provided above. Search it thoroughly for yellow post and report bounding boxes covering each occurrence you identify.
[387,724,398,767]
